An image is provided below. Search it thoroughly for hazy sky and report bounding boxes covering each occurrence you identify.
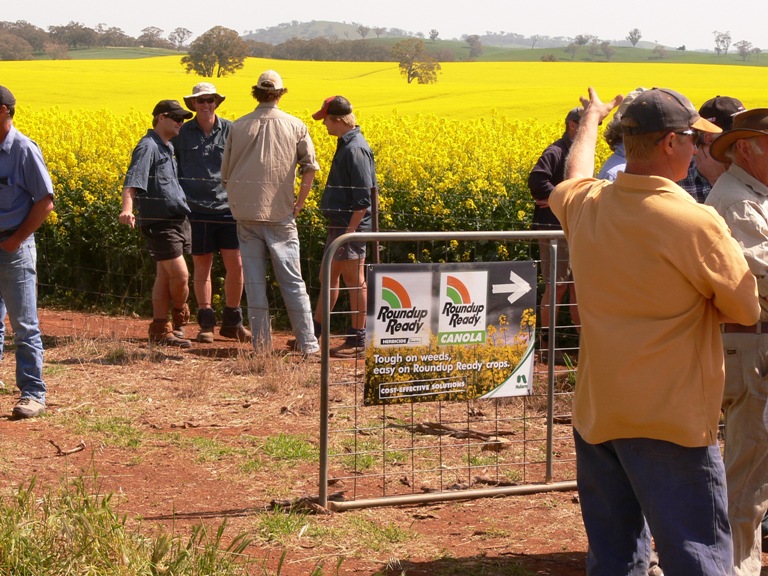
[7,0,764,51]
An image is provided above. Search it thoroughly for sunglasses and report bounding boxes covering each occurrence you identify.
[654,129,699,145]
[195,97,216,104]
[163,114,185,123]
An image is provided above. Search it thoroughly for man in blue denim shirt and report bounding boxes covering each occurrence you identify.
[0,85,54,419]
[120,99,194,348]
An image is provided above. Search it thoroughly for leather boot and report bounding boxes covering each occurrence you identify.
[219,306,252,342]
[149,319,191,348]
[171,304,190,338]
[196,307,216,343]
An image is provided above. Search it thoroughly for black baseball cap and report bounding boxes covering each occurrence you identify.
[151,99,193,119]
[0,86,16,107]
[621,88,720,136]
[698,96,745,131]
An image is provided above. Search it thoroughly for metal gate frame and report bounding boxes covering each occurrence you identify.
[317,230,576,510]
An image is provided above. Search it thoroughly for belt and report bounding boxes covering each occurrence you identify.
[722,322,768,334]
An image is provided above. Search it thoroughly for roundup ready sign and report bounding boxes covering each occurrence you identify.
[365,262,537,406]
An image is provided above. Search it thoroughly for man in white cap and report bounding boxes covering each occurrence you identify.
[706,108,768,575]
[221,70,320,357]
[174,83,250,344]
[551,87,758,575]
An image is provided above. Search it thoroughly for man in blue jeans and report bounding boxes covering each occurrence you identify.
[221,70,320,357]
[551,87,760,575]
[0,85,54,419]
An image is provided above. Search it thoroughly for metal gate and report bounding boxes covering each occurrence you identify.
[317,231,577,510]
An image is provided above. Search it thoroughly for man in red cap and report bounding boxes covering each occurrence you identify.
[551,87,758,575]
[311,96,377,358]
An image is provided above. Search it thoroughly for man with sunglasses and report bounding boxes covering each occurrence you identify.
[678,96,745,202]
[120,99,194,348]
[551,87,759,575]
[174,83,250,344]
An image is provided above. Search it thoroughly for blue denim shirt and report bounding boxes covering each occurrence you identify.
[0,126,54,232]
[320,127,376,229]
[123,130,190,225]
[172,116,232,214]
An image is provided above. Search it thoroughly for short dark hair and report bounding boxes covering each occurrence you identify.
[251,86,288,102]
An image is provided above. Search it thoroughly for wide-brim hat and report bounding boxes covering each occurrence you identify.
[710,108,768,162]
[183,82,225,110]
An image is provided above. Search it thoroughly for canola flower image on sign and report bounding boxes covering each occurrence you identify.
[364,262,537,405]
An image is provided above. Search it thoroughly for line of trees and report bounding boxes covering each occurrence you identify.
[0,20,192,60]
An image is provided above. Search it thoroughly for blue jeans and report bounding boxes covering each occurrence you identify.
[574,429,733,576]
[0,236,46,403]
[237,218,318,354]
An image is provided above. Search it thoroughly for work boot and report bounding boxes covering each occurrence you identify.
[196,307,216,343]
[219,306,252,342]
[330,328,365,359]
[171,304,190,338]
[149,319,191,348]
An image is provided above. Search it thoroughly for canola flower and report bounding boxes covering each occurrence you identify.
[16,103,611,313]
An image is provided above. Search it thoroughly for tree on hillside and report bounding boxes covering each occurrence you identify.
[601,41,615,61]
[391,38,441,84]
[1,21,47,52]
[713,30,731,56]
[752,46,761,64]
[734,39,753,61]
[429,29,439,42]
[652,44,666,60]
[96,24,134,47]
[0,33,32,60]
[564,42,578,60]
[137,26,171,48]
[43,41,69,60]
[373,27,386,39]
[463,34,483,58]
[168,27,192,51]
[181,26,249,78]
[48,21,97,49]
[530,34,541,49]
[357,25,370,39]
[626,28,642,47]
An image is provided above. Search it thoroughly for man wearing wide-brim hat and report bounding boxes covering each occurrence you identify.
[174,82,251,345]
[706,107,768,575]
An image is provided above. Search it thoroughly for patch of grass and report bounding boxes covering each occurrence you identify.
[346,515,413,552]
[262,433,318,464]
[0,475,255,575]
[74,415,144,449]
[256,507,312,544]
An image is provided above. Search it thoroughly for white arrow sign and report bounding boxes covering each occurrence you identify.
[491,270,532,305]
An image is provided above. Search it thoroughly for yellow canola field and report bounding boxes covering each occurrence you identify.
[2,56,768,123]
[5,56,768,311]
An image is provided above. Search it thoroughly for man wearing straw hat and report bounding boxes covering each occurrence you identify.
[706,108,768,575]
[175,82,250,344]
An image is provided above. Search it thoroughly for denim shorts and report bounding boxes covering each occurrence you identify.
[140,217,191,261]
[189,212,239,255]
[326,226,366,261]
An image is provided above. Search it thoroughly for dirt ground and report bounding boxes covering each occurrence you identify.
[0,309,764,576]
